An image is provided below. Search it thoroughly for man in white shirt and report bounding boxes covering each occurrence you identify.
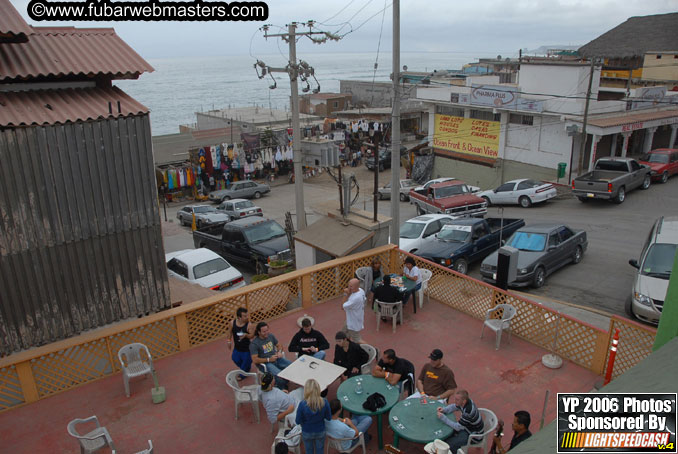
[342,278,365,343]
[403,256,422,312]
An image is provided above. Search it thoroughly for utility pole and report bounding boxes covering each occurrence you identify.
[255,22,339,229]
[390,0,401,247]
[577,58,596,175]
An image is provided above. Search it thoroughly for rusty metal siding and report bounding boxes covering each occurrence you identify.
[0,114,170,355]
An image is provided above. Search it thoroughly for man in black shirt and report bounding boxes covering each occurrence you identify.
[492,410,532,453]
[372,349,415,395]
[373,275,401,303]
[288,317,330,360]
[333,331,368,382]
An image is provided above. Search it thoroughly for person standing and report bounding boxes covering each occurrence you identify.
[250,322,292,389]
[288,317,330,360]
[437,390,484,452]
[295,379,331,454]
[342,278,366,343]
[227,307,255,376]
[333,331,368,382]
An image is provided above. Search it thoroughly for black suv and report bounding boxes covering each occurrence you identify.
[365,146,408,172]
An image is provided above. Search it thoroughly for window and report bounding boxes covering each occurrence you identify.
[182,207,192,213]
[558,227,574,242]
[436,106,464,117]
[423,221,441,237]
[656,54,662,59]
[671,153,678,163]
[474,224,488,238]
[496,183,515,192]
[193,258,230,279]
[548,233,561,248]
[333,101,339,108]
[509,114,534,125]
[225,203,234,211]
[399,222,425,239]
[517,180,542,190]
[470,109,499,121]
[630,161,641,172]
[246,182,257,188]
[231,231,246,243]
[167,258,189,279]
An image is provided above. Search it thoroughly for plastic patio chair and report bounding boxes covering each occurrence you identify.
[456,408,498,454]
[113,440,153,454]
[375,300,403,333]
[272,424,302,454]
[481,304,517,350]
[326,431,367,454]
[117,343,155,397]
[225,370,260,423]
[417,269,433,308]
[67,416,116,454]
[359,343,377,375]
[355,266,372,292]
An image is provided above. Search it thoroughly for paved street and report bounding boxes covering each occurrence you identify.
[161,164,678,322]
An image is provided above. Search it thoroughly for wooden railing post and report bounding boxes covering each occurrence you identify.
[301,273,313,309]
[175,314,191,352]
[15,361,39,403]
[389,247,399,274]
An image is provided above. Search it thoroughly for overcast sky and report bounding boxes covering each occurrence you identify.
[9,0,678,60]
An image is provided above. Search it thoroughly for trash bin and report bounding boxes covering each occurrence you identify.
[557,162,567,179]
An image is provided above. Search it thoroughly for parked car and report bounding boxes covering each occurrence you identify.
[572,157,651,204]
[480,224,588,288]
[416,217,525,274]
[176,205,230,228]
[409,180,487,217]
[365,146,407,171]
[193,217,293,274]
[626,216,678,324]
[165,248,246,291]
[399,214,456,254]
[638,148,678,184]
[478,179,557,208]
[412,177,480,194]
[208,180,271,203]
[377,179,418,202]
[216,198,263,221]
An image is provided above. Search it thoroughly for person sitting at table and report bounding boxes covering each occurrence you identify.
[402,257,422,309]
[333,331,368,382]
[436,390,484,453]
[409,349,457,402]
[289,317,330,360]
[372,349,416,395]
[274,442,289,454]
[251,322,292,389]
[325,398,373,448]
[260,372,304,425]
[373,274,402,318]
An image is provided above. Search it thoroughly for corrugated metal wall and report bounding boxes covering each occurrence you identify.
[0,114,170,355]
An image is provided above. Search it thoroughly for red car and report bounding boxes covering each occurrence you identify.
[638,148,678,183]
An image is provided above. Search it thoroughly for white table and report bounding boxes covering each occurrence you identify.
[277,356,346,390]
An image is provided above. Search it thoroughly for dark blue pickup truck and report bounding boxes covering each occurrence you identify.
[415,217,525,274]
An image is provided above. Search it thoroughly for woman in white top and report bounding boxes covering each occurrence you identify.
[403,257,421,311]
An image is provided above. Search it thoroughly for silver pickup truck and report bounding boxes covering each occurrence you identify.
[572,157,651,204]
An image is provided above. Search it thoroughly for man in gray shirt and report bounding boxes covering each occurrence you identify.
[260,373,303,425]
[250,322,292,389]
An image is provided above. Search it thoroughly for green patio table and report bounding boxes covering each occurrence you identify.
[336,374,400,449]
[373,273,419,313]
[388,397,455,447]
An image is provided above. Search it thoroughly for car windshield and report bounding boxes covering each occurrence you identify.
[641,153,669,164]
[401,180,416,187]
[194,206,216,214]
[438,225,471,242]
[244,221,286,243]
[522,180,543,188]
[435,185,468,198]
[400,222,425,239]
[506,231,547,252]
[641,243,676,279]
[234,201,254,209]
[193,258,230,279]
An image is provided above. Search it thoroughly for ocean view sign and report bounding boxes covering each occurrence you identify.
[471,84,518,108]
[433,114,500,160]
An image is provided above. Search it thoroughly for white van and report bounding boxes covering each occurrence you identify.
[627,216,678,324]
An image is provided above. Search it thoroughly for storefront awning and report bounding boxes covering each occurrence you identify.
[582,108,678,135]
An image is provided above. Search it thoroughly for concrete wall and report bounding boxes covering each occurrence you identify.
[294,240,315,269]
[643,53,678,82]
[505,115,573,169]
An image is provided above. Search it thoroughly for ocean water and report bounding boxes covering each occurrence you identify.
[114,51,493,135]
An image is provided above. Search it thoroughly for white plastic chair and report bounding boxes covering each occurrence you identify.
[326,431,367,454]
[355,266,372,292]
[226,370,260,423]
[359,343,377,375]
[481,304,517,350]
[117,343,155,397]
[67,416,116,454]
[456,408,498,454]
[272,424,302,454]
[417,269,433,308]
[113,440,153,454]
[375,300,403,333]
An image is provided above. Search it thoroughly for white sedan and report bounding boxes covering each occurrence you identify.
[477,179,557,208]
[399,214,456,253]
[166,249,246,291]
[412,177,480,195]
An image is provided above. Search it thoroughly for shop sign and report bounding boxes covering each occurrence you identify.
[470,84,518,108]
[626,86,666,110]
[517,99,544,113]
[433,114,500,160]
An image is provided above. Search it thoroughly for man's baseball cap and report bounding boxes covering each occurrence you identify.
[261,372,274,389]
[429,349,443,360]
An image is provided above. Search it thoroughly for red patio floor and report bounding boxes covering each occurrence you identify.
[0,297,599,453]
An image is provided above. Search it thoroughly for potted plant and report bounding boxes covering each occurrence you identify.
[268,260,290,277]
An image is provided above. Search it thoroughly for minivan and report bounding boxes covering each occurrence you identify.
[627,216,678,324]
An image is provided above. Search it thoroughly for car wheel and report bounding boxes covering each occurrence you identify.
[641,175,651,190]
[222,196,231,201]
[254,191,261,199]
[379,163,384,172]
[454,258,468,274]
[613,186,625,204]
[577,196,589,203]
[399,193,407,202]
[255,261,266,275]
[661,172,669,184]
[482,196,491,206]
[572,245,583,264]
[624,295,634,318]
[519,196,532,208]
[533,266,546,288]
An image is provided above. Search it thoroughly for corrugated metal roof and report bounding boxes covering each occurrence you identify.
[587,108,678,128]
[0,86,149,126]
[0,26,154,81]
[0,0,31,43]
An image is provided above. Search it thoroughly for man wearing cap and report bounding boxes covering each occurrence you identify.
[437,390,484,452]
[288,317,330,360]
[333,331,368,382]
[260,372,304,425]
[409,349,457,402]
[342,278,366,343]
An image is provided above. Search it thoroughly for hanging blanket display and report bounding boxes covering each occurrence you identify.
[157,164,197,201]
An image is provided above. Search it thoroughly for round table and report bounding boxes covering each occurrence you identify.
[336,375,400,449]
[373,274,419,313]
[388,397,455,447]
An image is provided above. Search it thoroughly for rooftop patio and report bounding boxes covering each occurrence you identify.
[0,245,655,453]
